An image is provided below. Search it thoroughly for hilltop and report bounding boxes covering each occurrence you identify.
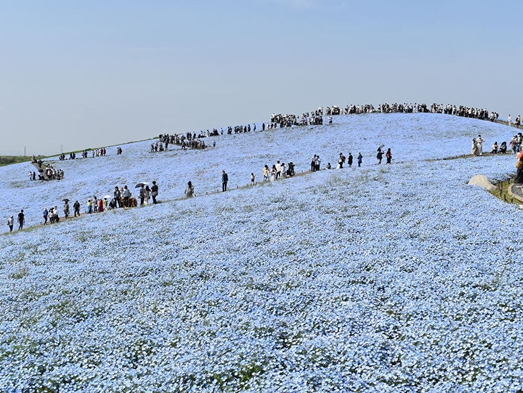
[0,113,522,392]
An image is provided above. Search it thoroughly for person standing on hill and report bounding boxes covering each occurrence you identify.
[17,210,25,230]
[151,181,159,204]
[73,201,80,217]
[114,186,122,208]
[348,153,353,167]
[7,216,13,232]
[310,155,317,172]
[43,208,49,224]
[97,198,104,212]
[338,153,346,168]
[476,135,485,155]
[139,185,146,206]
[386,148,392,164]
[357,152,363,167]
[263,165,269,181]
[185,181,194,197]
[145,185,151,205]
[471,138,479,155]
[63,201,70,219]
[376,148,383,164]
[222,170,229,192]
[123,186,131,207]
[515,149,523,183]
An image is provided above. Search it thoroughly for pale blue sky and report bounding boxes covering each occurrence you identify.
[1,0,522,155]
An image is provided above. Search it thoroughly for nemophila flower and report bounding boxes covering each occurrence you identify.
[0,113,522,391]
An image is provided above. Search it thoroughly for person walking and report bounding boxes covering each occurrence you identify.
[348,153,353,167]
[222,170,228,192]
[263,165,269,181]
[7,216,14,232]
[17,210,25,230]
[250,173,255,185]
[357,152,363,167]
[151,181,159,204]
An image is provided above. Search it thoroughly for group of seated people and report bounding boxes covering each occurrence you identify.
[43,166,64,180]
[491,141,508,154]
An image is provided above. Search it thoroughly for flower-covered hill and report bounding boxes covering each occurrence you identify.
[0,113,514,225]
[0,113,522,392]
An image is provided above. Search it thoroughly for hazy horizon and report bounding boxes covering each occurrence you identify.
[1,0,522,156]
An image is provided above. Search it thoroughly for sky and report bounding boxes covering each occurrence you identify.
[1,0,522,156]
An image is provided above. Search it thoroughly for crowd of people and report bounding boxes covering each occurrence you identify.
[507,115,521,128]
[30,157,64,180]
[472,133,516,156]
[57,147,122,161]
[13,141,398,232]
[11,98,523,232]
[7,181,159,231]
[261,161,296,182]
[155,133,208,151]
[141,101,511,154]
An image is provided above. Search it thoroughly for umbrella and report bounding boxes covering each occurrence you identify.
[62,198,69,203]
[135,182,148,188]
[103,195,111,199]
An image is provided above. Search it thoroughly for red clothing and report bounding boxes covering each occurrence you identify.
[98,199,104,212]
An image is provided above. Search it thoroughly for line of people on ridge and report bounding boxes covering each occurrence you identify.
[30,157,64,181]
[58,147,122,161]
[262,161,296,181]
[11,143,397,233]
[7,182,160,231]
